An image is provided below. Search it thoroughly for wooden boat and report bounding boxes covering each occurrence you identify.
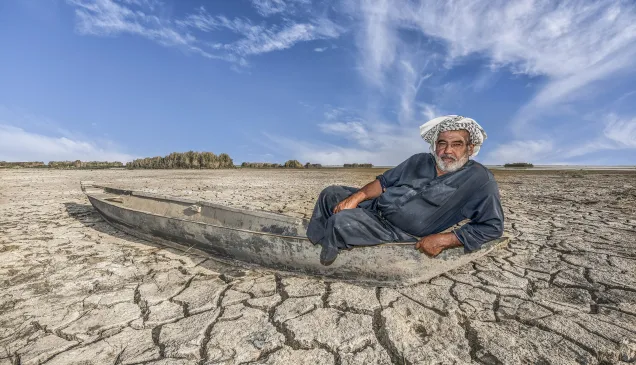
[81,182,508,287]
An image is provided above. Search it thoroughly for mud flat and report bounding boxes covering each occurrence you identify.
[1,168,636,364]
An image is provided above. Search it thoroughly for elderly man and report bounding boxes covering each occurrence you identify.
[306,115,504,265]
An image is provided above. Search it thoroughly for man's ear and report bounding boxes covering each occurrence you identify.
[468,144,475,157]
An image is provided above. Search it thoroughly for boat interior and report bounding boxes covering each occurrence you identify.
[81,183,309,237]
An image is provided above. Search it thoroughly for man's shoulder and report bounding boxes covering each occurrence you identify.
[403,152,433,163]
[466,160,497,185]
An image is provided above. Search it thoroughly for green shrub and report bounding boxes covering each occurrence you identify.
[240,162,282,168]
[0,161,46,168]
[47,161,124,169]
[503,162,534,168]
[343,163,373,168]
[127,152,234,169]
[283,160,303,168]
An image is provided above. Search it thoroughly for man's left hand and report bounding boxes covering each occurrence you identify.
[415,233,462,257]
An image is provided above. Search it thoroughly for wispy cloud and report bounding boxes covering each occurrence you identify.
[67,0,343,67]
[228,20,341,56]
[485,113,636,164]
[563,114,636,158]
[251,0,287,16]
[250,0,311,17]
[350,0,636,130]
[484,139,555,165]
[356,0,394,87]
[323,106,353,121]
[419,103,445,122]
[350,0,446,126]
[0,125,135,162]
[179,7,343,56]
[267,103,636,167]
[263,128,425,166]
[70,0,186,46]
[395,1,636,79]
[604,114,636,148]
[67,0,233,63]
[338,0,636,165]
[262,105,430,165]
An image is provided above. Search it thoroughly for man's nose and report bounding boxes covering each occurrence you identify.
[444,144,453,154]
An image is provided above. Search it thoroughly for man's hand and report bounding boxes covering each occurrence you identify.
[415,232,462,257]
[333,192,363,214]
[333,179,383,214]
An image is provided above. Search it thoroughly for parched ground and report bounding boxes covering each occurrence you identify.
[1,168,635,365]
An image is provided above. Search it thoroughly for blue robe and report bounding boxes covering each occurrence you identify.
[306,153,504,252]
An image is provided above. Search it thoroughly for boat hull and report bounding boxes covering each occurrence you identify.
[84,183,508,287]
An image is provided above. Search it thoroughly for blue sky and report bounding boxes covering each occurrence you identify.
[1,0,636,166]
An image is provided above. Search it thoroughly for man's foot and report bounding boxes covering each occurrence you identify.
[320,242,339,266]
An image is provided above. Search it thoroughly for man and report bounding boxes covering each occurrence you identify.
[306,115,504,265]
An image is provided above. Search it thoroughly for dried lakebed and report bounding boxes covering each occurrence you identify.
[1,168,635,365]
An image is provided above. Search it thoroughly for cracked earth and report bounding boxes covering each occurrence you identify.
[1,168,635,364]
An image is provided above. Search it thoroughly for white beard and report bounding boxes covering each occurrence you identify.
[435,153,469,173]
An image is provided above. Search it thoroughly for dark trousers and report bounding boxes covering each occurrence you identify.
[306,186,417,251]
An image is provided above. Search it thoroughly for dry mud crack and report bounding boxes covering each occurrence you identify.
[1,169,636,364]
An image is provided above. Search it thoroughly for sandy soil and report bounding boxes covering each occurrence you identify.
[1,168,636,364]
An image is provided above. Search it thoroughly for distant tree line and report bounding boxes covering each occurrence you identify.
[0,161,123,169]
[49,161,125,169]
[344,163,373,168]
[1,156,372,170]
[504,162,534,168]
[126,151,234,169]
[0,161,46,168]
[240,162,281,168]
[241,160,323,169]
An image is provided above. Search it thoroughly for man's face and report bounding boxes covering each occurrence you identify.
[434,130,474,173]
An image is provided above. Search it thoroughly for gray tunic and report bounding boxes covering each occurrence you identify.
[375,153,504,251]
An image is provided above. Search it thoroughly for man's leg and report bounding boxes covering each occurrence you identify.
[306,185,359,244]
[318,208,416,265]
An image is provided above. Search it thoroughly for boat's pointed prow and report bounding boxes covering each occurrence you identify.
[80,181,94,193]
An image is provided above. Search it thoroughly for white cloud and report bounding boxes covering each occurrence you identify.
[485,113,636,163]
[470,68,500,92]
[263,129,425,166]
[314,47,327,52]
[350,1,447,126]
[348,0,636,132]
[185,9,344,57]
[251,0,287,16]
[323,106,351,121]
[67,0,238,63]
[67,1,342,66]
[227,20,342,56]
[318,121,374,148]
[419,103,445,122]
[0,125,135,163]
[564,114,636,158]
[356,0,397,88]
[70,0,188,46]
[484,139,555,165]
[261,104,431,165]
[250,0,311,17]
[394,1,636,80]
[603,114,636,148]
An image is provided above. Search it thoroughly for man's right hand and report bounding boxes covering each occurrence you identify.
[333,179,383,214]
[333,193,363,214]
